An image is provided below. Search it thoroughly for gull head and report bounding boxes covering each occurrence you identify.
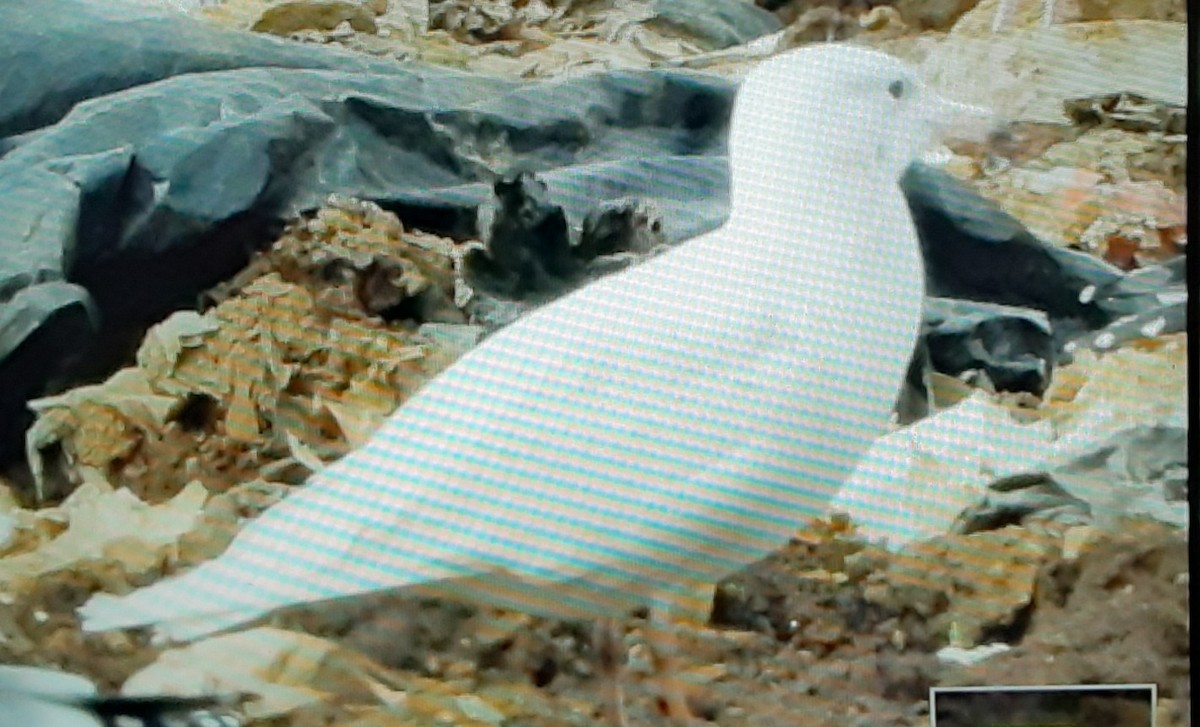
[728,44,992,206]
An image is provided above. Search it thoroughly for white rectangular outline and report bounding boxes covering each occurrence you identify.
[930,683,1158,727]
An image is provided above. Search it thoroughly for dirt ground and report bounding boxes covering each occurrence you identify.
[4,513,1188,725]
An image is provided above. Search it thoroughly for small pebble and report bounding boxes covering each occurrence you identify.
[1139,316,1167,338]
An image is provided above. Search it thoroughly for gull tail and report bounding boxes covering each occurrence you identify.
[79,593,264,643]
[77,556,298,641]
[77,477,469,641]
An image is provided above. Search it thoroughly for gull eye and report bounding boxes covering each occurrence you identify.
[888,80,905,99]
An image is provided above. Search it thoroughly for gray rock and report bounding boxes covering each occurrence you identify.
[651,0,781,49]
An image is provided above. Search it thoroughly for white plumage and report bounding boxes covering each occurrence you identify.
[79,46,974,652]
[0,667,105,727]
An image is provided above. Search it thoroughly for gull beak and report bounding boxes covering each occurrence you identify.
[927,96,1005,144]
[920,94,1009,166]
